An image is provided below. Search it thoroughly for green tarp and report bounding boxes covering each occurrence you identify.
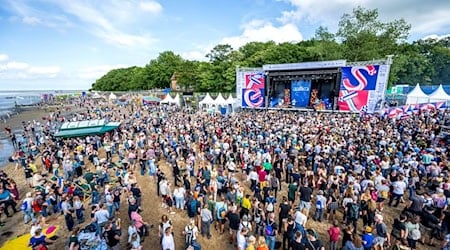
[54,119,120,138]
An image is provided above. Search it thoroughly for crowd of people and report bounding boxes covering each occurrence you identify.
[0,98,449,250]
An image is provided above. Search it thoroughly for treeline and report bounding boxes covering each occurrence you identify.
[91,7,450,92]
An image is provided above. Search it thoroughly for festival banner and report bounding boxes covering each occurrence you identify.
[380,101,447,119]
[236,69,265,108]
[291,80,311,107]
[338,64,390,113]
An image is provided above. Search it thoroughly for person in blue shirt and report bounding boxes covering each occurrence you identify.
[0,186,17,217]
[362,226,375,250]
[29,228,54,249]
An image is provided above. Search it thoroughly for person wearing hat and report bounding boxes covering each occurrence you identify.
[362,226,375,250]
[306,229,324,250]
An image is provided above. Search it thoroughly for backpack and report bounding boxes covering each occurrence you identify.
[380,190,389,199]
[21,200,28,211]
[264,220,274,236]
[271,177,278,189]
[241,222,251,236]
[315,199,323,210]
[266,197,275,212]
[185,226,194,245]
[189,200,198,216]
[348,203,360,219]
[409,225,421,240]
[218,206,226,219]
[435,197,447,208]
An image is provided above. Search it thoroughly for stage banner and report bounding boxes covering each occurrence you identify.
[291,80,311,107]
[338,64,390,113]
[236,69,265,108]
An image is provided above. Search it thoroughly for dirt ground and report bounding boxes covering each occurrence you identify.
[0,108,439,250]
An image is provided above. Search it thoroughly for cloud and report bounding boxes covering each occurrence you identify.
[222,20,303,49]
[22,16,42,25]
[77,64,129,80]
[422,34,450,40]
[0,57,60,79]
[5,0,73,29]
[0,54,9,62]
[2,61,29,70]
[140,1,163,13]
[181,50,207,61]
[4,0,162,47]
[278,0,450,38]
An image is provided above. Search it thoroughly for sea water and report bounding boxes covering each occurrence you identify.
[0,91,42,116]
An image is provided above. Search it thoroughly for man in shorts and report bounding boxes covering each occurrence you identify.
[373,214,389,250]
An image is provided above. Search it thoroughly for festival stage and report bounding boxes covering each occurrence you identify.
[236,58,392,113]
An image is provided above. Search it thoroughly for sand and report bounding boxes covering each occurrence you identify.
[0,107,434,250]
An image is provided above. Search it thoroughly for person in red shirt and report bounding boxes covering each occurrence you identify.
[328,220,341,250]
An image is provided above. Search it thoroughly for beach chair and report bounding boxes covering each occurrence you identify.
[74,180,92,201]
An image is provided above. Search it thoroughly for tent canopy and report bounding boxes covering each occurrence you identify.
[428,84,450,102]
[161,93,181,105]
[214,93,227,106]
[199,93,215,106]
[109,92,117,100]
[160,94,174,104]
[406,84,429,104]
[172,93,181,106]
[92,92,102,99]
[226,94,235,105]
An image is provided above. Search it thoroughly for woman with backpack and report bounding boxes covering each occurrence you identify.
[405,215,421,250]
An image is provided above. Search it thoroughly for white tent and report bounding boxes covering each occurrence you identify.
[172,93,181,106]
[214,93,228,107]
[406,84,429,104]
[198,93,215,108]
[109,92,117,100]
[160,94,174,104]
[428,84,450,103]
[225,94,235,105]
[92,92,102,99]
[225,94,236,113]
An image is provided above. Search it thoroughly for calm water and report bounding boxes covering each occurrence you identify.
[0,90,81,116]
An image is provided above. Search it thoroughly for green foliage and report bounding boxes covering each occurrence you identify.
[91,7,450,92]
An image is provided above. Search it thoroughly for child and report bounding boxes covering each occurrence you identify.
[328,220,340,250]
[362,226,375,250]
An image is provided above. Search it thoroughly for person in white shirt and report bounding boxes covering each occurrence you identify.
[389,176,406,207]
[128,220,140,243]
[237,227,248,250]
[294,208,307,227]
[161,226,175,250]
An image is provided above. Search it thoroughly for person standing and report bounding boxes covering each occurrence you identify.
[298,182,313,216]
[183,219,199,249]
[238,227,249,250]
[161,226,175,250]
[388,176,406,207]
[328,220,340,250]
[264,213,278,250]
[103,220,121,250]
[200,203,212,239]
[61,196,75,232]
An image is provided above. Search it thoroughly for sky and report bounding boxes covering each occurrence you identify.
[0,0,449,90]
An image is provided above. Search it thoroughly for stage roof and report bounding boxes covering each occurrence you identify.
[263,60,346,71]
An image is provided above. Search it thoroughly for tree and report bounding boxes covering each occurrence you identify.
[336,6,410,62]
[146,51,183,89]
